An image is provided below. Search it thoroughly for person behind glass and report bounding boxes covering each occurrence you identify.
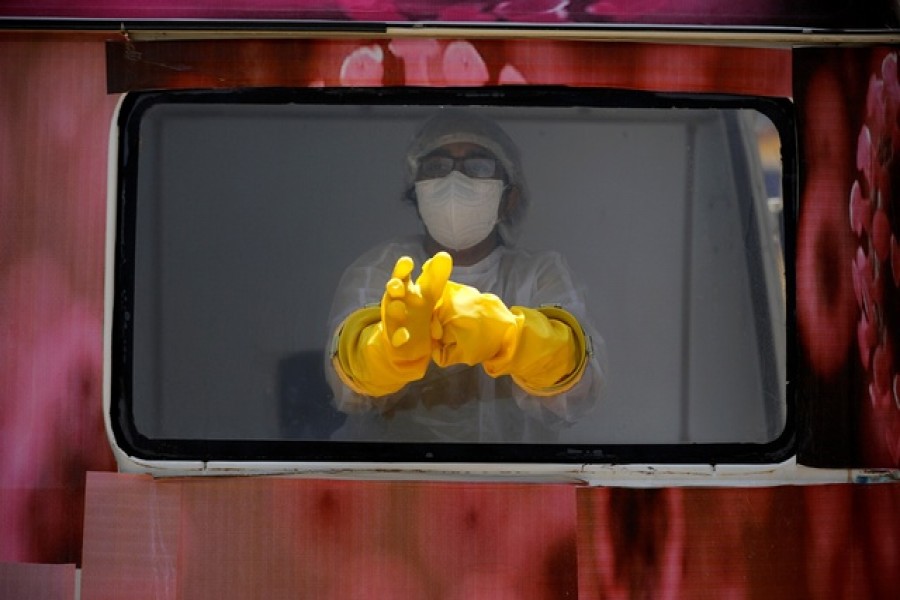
[326,109,606,442]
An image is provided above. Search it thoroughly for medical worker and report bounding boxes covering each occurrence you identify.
[325,109,605,442]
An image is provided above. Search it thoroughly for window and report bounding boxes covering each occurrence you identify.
[109,87,794,464]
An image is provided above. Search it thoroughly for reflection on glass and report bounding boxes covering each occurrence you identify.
[125,99,787,452]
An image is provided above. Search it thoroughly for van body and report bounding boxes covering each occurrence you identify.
[1,1,898,597]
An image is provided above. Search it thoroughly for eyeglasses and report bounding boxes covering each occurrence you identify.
[417,154,499,179]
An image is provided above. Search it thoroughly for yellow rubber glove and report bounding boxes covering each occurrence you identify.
[432,281,589,396]
[331,252,452,397]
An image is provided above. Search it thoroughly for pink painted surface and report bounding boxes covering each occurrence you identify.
[0,34,118,566]
[0,562,75,600]
[80,472,577,599]
[80,473,181,600]
[79,473,900,599]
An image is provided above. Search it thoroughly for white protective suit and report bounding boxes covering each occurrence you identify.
[325,235,606,443]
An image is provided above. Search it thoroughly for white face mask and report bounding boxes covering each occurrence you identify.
[415,171,504,251]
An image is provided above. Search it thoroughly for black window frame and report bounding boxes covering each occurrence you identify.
[110,86,798,465]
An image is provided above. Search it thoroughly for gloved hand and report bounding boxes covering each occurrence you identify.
[381,253,452,362]
[332,252,452,397]
[430,281,517,367]
[432,281,589,396]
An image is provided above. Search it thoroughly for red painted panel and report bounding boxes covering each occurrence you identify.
[795,47,900,468]
[106,38,791,97]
